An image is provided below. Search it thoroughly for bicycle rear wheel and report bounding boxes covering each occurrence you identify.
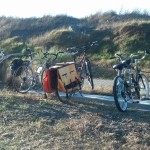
[13,65,33,93]
[138,74,149,99]
[113,76,128,112]
[55,77,82,104]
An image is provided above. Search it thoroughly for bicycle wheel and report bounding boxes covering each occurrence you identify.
[55,75,82,103]
[85,60,94,89]
[31,66,44,91]
[29,59,45,91]
[13,65,33,93]
[113,76,128,112]
[41,69,49,98]
[80,60,94,90]
[138,74,149,99]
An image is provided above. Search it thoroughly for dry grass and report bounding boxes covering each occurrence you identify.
[0,89,150,150]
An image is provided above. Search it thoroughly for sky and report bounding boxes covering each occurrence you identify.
[0,0,150,18]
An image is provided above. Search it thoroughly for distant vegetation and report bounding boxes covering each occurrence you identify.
[0,10,150,64]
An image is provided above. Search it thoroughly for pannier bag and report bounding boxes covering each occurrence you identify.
[43,66,58,93]
[43,63,81,93]
[11,59,24,76]
[57,63,81,92]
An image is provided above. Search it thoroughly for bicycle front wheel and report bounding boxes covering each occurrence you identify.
[138,74,149,99]
[80,60,94,90]
[29,59,45,91]
[13,65,33,93]
[113,76,128,112]
[86,60,94,89]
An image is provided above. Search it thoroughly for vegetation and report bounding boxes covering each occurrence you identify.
[0,10,150,81]
[0,90,150,150]
[0,11,150,150]
[0,11,150,59]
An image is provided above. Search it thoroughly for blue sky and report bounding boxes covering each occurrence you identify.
[0,0,150,18]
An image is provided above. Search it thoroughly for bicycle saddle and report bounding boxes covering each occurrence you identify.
[113,59,131,70]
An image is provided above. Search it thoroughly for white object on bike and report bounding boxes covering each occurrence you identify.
[37,66,43,73]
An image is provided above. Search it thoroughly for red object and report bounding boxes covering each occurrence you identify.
[43,68,57,93]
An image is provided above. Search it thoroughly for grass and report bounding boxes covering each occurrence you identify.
[0,89,150,150]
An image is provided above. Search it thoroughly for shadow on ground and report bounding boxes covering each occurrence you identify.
[0,92,150,126]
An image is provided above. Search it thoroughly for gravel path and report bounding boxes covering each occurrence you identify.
[93,78,113,87]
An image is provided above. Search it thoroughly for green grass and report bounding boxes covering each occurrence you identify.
[0,90,150,150]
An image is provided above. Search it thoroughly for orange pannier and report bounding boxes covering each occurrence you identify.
[43,66,58,93]
[43,63,81,93]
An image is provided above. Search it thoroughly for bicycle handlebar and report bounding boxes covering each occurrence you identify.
[23,51,37,58]
[53,51,64,61]
[114,53,128,61]
[133,50,149,62]
[66,41,98,54]
[114,50,149,63]
[42,51,64,61]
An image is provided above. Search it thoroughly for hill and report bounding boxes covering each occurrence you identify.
[0,11,150,62]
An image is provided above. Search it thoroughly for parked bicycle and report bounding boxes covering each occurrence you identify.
[49,41,97,103]
[65,41,97,90]
[13,48,63,94]
[43,60,82,103]
[12,48,38,93]
[0,49,26,87]
[112,50,149,112]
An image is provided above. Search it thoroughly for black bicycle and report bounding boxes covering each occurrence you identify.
[112,50,149,112]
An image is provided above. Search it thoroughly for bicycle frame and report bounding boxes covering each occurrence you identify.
[65,43,95,90]
[27,52,61,89]
[75,51,89,73]
[0,50,4,62]
[114,50,149,100]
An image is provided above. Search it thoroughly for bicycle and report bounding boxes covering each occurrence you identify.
[112,50,149,112]
[0,49,26,87]
[12,48,39,93]
[43,60,82,103]
[65,41,97,90]
[51,42,97,103]
[13,48,63,94]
